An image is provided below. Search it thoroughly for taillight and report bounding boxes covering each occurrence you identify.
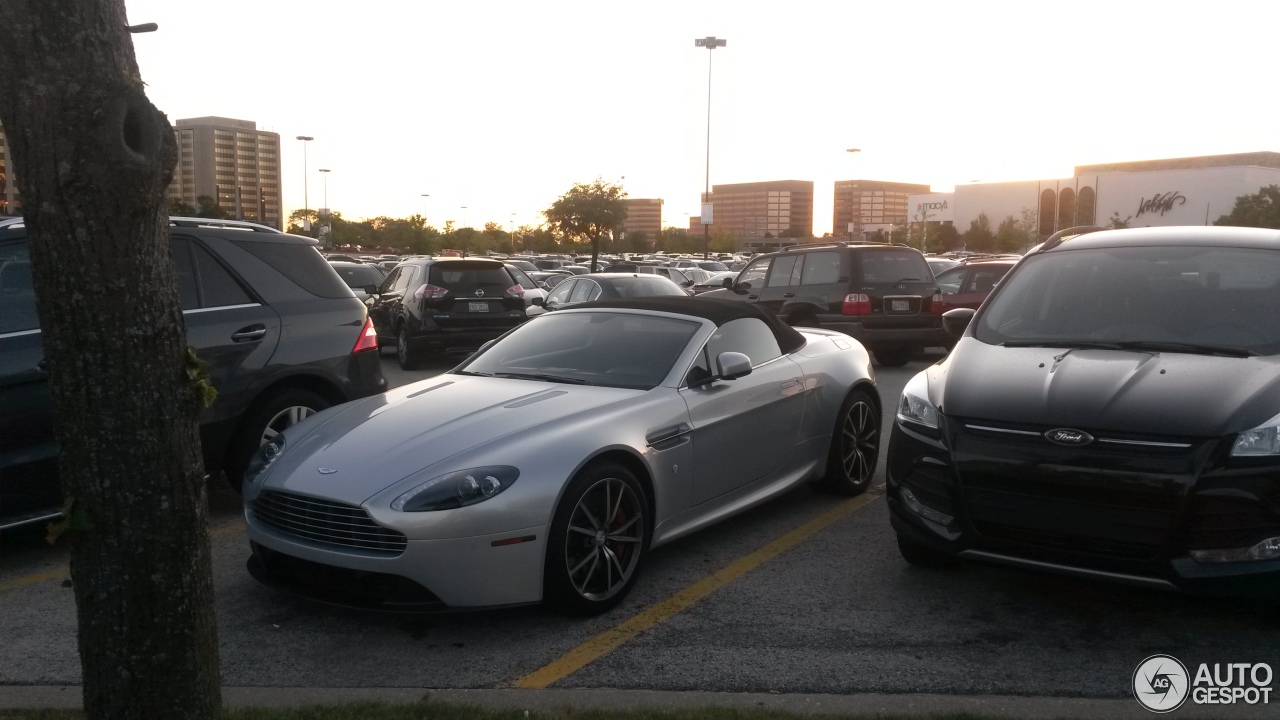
[352,317,379,353]
[930,293,945,314]
[506,284,525,297]
[413,284,448,300]
[842,293,871,316]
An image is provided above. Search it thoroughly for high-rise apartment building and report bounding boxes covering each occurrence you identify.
[701,180,814,243]
[833,180,931,238]
[620,198,662,239]
[168,117,282,229]
[0,123,18,215]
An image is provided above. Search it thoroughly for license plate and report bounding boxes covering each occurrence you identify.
[468,301,490,313]
[890,299,910,312]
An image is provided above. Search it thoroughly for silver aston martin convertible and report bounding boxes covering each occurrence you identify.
[244,297,880,614]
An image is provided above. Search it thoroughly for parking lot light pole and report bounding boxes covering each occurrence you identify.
[296,136,313,231]
[695,36,726,260]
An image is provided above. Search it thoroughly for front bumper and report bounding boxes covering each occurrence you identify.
[886,419,1280,596]
[246,510,549,610]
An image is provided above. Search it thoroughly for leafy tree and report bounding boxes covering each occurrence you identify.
[779,226,810,239]
[543,178,628,270]
[620,230,650,253]
[0,4,221,719]
[194,194,225,219]
[1018,207,1039,251]
[1108,211,1132,229]
[933,223,960,253]
[1215,185,1280,229]
[994,215,1026,253]
[168,198,197,217]
[963,213,995,252]
[711,227,738,253]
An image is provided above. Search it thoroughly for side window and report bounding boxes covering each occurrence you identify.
[736,258,771,290]
[800,251,840,285]
[378,267,402,294]
[704,318,782,367]
[170,237,200,310]
[509,267,537,290]
[935,267,965,295]
[767,255,799,287]
[965,267,1011,294]
[668,268,689,285]
[570,279,597,303]
[0,240,39,334]
[191,242,252,307]
[393,265,417,293]
[547,279,576,305]
[684,346,712,386]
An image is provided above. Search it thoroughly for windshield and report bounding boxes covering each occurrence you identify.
[860,249,933,285]
[976,245,1280,356]
[456,312,701,390]
[333,264,384,289]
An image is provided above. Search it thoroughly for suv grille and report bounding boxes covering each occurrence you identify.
[253,491,407,555]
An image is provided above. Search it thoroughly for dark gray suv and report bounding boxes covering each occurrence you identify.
[0,217,387,529]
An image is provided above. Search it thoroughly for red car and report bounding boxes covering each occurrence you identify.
[932,259,1017,312]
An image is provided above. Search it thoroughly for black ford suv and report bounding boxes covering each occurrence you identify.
[367,257,527,370]
[700,242,944,366]
[0,217,387,528]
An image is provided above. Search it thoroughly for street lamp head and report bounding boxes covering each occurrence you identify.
[296,135,313,141]
[127,22,158,33]
[846,148,861,153]
[421,194,430,198]
[319,168,330,173]
[694,36,727,48]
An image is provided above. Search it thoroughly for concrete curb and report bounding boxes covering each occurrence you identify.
[0,685,1272,718]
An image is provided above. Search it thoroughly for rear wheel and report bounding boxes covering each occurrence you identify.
[225,388,329,491]
[874,349,910,367]
[545,462,648,615]
[896,532,957,568]
[396,325,423,371]
[814,388,879,495]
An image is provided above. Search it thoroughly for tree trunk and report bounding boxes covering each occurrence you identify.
[0,3,221,719]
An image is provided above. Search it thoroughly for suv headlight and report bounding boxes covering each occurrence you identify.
[391,466,520,512]
[896,371,938,429]
[1231,412,1280,456]
[244,436,285,485]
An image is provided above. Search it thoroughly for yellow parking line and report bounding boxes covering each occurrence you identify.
[0,522,244,595]
[514,493,883,689]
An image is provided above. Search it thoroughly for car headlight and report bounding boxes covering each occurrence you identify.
[390,466,520,512]
[896,371,939,429]
[1231,412,1280,456]
[244,436,285,485]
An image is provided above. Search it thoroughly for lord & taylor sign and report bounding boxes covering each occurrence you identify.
[1136,191,1186,217]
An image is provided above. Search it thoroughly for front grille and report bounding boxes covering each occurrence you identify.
[250,543,444,611]
[253,491,407,555]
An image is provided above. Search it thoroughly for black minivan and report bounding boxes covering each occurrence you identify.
[0,217,386,529]
[700,242,944,366]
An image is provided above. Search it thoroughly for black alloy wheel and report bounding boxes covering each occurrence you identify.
[396,326,422,371]
[545,462,648,615]
[814,388,879,495]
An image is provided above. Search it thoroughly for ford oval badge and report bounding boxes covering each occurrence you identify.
[317,467,338,475]
[1044,428,1094,446]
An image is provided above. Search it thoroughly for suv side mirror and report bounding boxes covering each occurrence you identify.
[722,277,734,288]
[942,308,976,337]
[364,284,379,296]
[716,352,753,381]
[531,296,545,307]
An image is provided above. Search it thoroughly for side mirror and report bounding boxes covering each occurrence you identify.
[680,280,693,287]
[722,277,734,288]
[537,281,550,290]
[364,284,379,296]
[716,351,753,381]
[942,307,976,338]
[531,296,545,307]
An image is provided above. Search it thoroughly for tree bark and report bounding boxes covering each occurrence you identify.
[0,2,221,719]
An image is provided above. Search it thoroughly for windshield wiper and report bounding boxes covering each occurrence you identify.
[491,372,592,385]
[452,370,493,377]
[1001,339,1257,357]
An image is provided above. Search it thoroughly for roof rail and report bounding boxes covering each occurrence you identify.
[1037,225,1109,253]
[169,217,283,233]
[779,240,849,252]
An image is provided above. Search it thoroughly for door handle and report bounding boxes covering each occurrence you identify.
[782,292,795,298]
[747,295,758,300]
[231,325,267,342]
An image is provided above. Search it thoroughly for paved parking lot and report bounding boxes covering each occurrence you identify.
[1,349,1276,699]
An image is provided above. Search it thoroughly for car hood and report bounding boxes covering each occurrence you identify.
[940,338,1280,437]
[264,376,644,505]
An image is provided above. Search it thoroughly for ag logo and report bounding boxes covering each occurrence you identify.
[1134,655,1190,713]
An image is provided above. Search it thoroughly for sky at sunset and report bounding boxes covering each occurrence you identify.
[125,0,1280,236]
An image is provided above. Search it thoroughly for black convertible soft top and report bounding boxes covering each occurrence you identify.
[573,296,807,355]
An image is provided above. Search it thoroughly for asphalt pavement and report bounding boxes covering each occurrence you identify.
[2,348,1277,716]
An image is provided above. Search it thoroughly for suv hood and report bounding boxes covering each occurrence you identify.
[940,338,1280,438]
[261,376,642,505]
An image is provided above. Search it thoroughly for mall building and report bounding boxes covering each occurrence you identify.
[907,151,1280,237]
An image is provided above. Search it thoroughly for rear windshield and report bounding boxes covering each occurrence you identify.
[609,277,688,298]
[332,264,384,289]
[232,240,351,298]
[859,249,932,285]
[428,262,513,292]
[976,245,1280,355]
